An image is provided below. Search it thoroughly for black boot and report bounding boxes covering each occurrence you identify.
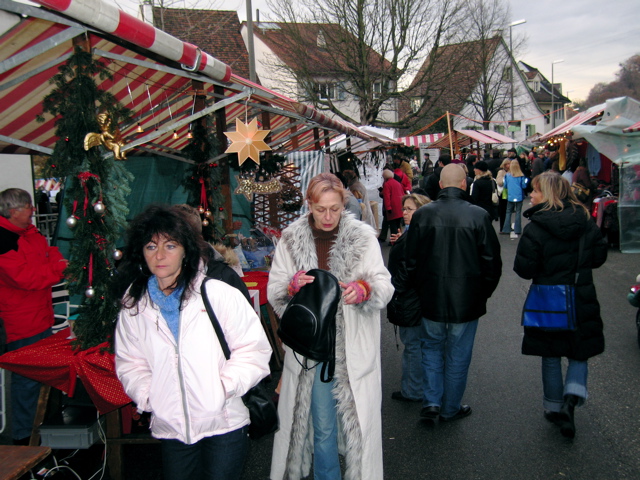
[558,394,580,439]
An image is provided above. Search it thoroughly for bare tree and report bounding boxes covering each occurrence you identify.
[447,0,525,128]
[585,54,640,108]
[263,0,468,128]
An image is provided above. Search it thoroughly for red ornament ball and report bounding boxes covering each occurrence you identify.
[218,207,224,211]
[213,163,218,167]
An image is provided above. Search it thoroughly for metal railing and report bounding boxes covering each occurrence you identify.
[35,213,59,244]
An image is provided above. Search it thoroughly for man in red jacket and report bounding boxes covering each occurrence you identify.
[379,169,404,243]
[0,188,67,444]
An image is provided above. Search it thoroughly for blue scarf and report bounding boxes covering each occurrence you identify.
[148,276,184,340]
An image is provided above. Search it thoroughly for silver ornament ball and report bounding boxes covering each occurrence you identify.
[85,287,95,298]
[94,202,105,214]
[202,219,209,227]
[66,216,77,228]
[113,249,123,261]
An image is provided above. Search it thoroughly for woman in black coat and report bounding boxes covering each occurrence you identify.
[470,161,497,220]
[388,193,430,403]
[514,172,607,439]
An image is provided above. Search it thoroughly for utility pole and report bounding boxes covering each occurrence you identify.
[509,19,526,145]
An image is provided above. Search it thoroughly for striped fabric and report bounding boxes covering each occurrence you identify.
[285,151,325,215]
[51,282,71,332]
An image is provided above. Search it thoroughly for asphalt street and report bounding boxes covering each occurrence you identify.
[2,217,640,480]
[242,219,640,480]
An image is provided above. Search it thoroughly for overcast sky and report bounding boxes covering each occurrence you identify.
[113,0,640,102]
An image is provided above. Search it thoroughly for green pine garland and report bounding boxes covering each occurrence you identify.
[37,46,132,349]
[181,117,224,241]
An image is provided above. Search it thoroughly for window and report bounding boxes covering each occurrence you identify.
[411,97,423,113]
[317,83,336,100]
[526,124,536,137]
[502,66,511,81]
[465,125,481,131]
[494,125,505,135]
[532,81,540,92]
[373,81,382,99]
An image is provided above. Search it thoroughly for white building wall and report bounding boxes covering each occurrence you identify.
[453,44,546,144]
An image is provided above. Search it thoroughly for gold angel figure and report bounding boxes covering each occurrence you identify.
[84,113,127,160]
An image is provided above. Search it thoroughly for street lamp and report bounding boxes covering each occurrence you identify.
[551,59,564,129]
[509,19,526,142]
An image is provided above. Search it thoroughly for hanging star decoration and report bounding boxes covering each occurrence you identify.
[234,175,282,201]
[224,118,271,166]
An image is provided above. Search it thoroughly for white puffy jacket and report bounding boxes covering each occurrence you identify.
[115,273,272,444]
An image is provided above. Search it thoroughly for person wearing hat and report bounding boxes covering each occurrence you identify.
[470,160,498,220]
[421,152,434,178]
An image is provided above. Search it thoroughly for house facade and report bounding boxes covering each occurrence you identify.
[241,22,398,128]
[403,37,547,144]
[519,61,571,132]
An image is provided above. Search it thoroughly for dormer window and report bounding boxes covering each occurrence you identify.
[533,81,540,92]
[317,29,326,48]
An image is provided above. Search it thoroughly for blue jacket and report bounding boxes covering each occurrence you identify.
[504,174,527,202]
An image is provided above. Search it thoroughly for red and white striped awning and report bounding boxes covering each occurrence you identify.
[623,120,640,134]
[396,133,444,147]
[0,0,392,160]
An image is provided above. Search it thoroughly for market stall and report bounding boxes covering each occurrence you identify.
[573,96,640,252]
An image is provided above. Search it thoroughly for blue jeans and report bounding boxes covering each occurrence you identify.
[161,426,248,480]
[399,325,423,400]
[421,319,478,418]
[6,328,52,440]
[541,357,588,412]
[311,365,341,480]
[502,201,523,234]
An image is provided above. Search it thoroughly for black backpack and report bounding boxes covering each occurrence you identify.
[278,269,340,382]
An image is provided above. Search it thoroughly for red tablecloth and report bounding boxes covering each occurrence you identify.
[0,330,131,414]
[242,271,269,305]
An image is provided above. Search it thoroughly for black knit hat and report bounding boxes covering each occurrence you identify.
[474,160,488,172]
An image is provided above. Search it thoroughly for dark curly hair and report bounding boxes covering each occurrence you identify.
[114,204,210,310]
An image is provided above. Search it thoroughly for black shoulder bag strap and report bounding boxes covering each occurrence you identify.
[200,277,230,359]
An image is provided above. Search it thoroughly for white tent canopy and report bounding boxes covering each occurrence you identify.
[573,97,640,164]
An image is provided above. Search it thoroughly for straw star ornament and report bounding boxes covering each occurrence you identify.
[224,118,271,165]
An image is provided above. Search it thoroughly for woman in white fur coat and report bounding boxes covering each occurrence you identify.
[268,173,394,480]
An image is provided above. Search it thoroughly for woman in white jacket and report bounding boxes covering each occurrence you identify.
[114,205,272,480]
[268,173,394,480]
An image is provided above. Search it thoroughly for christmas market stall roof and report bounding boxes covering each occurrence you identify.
[0,0,393,163]
[396,133,445,147]
[428,129,516,149]
[538,103,606,142]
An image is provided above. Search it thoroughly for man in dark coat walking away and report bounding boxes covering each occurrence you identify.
[424,154,451,201]
[402,164,502,423]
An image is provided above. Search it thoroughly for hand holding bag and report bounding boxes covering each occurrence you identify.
[521,236,584,331]
[201,279,278,440]
[278,269,341,383]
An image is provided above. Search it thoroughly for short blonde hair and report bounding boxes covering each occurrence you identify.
[306,173,346,205]
[402,193,430,209]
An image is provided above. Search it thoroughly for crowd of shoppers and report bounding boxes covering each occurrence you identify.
[0,147,607,478]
